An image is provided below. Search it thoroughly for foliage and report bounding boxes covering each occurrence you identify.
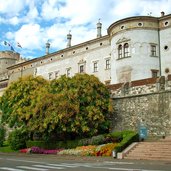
[0,125,6,147]
[0,74,112,140]
[0,146,16,153]
[114,131,139,153]
[8,128,29,150]
[0,76,49,128]
[48,74,112,138]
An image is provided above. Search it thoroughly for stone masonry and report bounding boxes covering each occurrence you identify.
[110,75,171,137]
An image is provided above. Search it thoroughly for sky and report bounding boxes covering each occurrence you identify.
[0,0,171,59]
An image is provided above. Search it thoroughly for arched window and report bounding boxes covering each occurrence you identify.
[118,44,122,58]
[124,43,129,57]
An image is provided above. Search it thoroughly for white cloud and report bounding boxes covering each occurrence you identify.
[8,17,20,25]
[112,0,171,19]
[25,5,39,21]
[14,24,44,50]
[0,0,25,16]
[41,0,60,20]
[59,0,102,25]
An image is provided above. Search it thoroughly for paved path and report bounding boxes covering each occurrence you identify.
[0,153,171,171]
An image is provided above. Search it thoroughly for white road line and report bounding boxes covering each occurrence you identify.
[0,167,25,171]
[104,161,134,165]
[33,165,64,169]
[48,163,79,168]
[108,167,162,171]
[17,166,48,171]
[7,158,45,164]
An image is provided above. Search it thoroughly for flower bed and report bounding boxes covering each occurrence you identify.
[19,146,63,154]
[20,143,118,156]
[58,143,118,156]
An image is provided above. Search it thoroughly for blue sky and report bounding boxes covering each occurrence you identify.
[0,0,171,59]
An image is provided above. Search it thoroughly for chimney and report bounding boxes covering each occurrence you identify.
[97,19,102,38]
[67,31,72,48]
[46,41,50,55]
[161,11,165,17]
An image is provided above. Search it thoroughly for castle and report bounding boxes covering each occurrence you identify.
[0,12,171,136]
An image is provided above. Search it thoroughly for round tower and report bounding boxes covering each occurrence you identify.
[108,16,161,84]
[0,51,20,74]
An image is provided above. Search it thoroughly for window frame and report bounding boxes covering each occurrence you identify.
[124,43,130,57]
[151,69,158,78]
[93,61,98,72]
[150,44,157,57]
[105,58,111,70]
[55,71,59,79]
[79,65,84,73]
[118,44,122,59]
[66,68,71,77]
[48,72,53,80]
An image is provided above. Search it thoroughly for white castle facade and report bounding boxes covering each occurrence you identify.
[0,12,171,96]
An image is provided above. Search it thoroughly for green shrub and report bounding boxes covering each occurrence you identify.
[8,129,29,150]
[26,139,78,149]
[90,135,106,145]
[105,132,123,143]
[0,126,6,147]
[114,131,139,153]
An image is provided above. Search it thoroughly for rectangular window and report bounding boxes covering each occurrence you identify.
[66,68,71,77]
[151,45,157,56]
[151,69,158,78]
[48,72,53,80]
[105,59,111,69]
[93,62,98,72]
[124,43,129,57]
[55,71,59,79]
[79,65,84,73]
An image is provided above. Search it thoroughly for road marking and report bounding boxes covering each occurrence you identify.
[104,161,134,165]
[7,158,45,164]
[33,164,64,169]
[48,163,79,168]
[108,168,162,171]
[17,166,48,170]
[0,167,24,171]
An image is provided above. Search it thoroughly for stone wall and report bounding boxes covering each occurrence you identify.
[110,75,171,137]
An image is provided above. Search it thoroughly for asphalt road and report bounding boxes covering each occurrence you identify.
[0,153,171,171]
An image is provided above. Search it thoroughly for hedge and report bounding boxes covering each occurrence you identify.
[26,130,138,151]
[114,131,139,153]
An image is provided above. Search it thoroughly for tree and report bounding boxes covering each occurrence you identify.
[0,76,49,128]
[48,74,112,138]
[0,74,112,140]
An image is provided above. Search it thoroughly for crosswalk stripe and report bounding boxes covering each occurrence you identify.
[48,163,79,168]
[0,167,24,171]
[17,166,48,170]
[33,165,64,169]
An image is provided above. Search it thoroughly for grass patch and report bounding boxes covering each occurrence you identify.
[0,141,17,153]
[0,146,16,152]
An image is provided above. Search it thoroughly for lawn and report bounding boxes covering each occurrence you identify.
[0,141,17,153]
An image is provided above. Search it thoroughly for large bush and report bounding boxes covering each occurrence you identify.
[0,125,6,147]
[8,129,29,150]
[1,74,112,141]
[0,76,49,128]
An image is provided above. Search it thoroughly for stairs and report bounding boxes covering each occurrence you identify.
[124,138,171,161]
